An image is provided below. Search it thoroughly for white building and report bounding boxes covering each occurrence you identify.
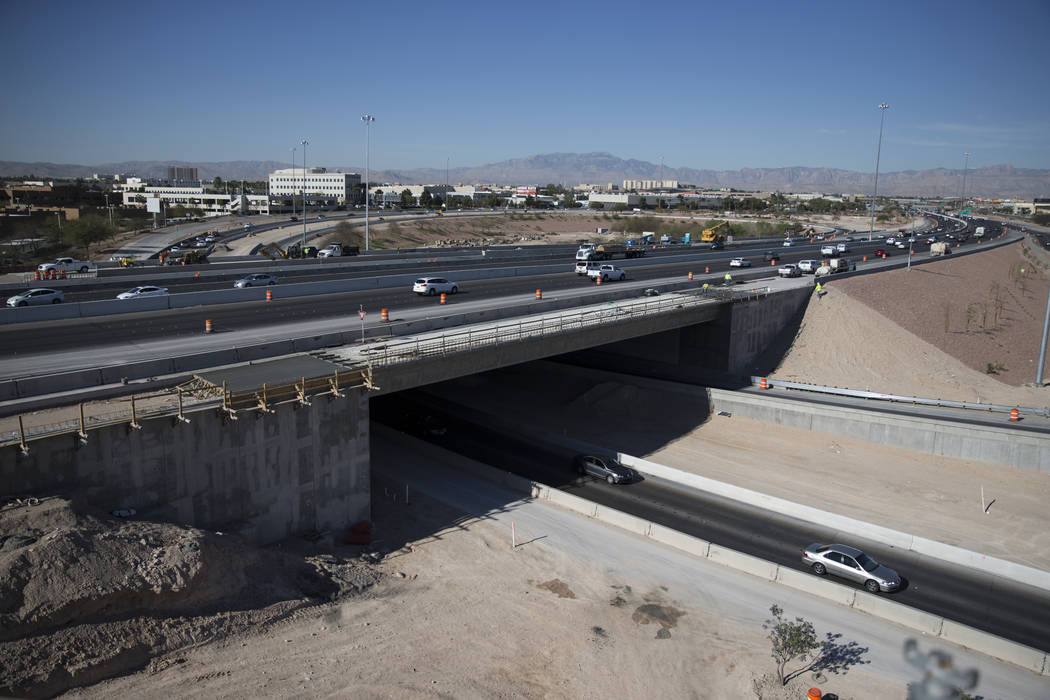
[117,179,269,216]
[269,168,361,207]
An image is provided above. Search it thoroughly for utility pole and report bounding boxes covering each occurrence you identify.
[301,139,309,249]
[289,146,296,219]
[362,115,375,251]
[868,103,889,241]
[960,152,971,212]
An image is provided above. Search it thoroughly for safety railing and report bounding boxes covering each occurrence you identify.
[750,376,1050,418]
[356,286,771,370]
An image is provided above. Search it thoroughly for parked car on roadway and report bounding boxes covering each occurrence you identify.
[802,543,901,593]
[573,454,639,484]
[778,264,801,278]
[728,257,751,268]
[116,285,169,300]
[7,288,64,307]
[796,259,819,274]
[234,273,277,288]
[413,277,458,295]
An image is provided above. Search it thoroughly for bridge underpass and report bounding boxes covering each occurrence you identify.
[1,282,811,543]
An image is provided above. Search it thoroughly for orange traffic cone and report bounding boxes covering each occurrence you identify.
[1009,408,1020,422]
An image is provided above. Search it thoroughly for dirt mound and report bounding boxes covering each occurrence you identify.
[772,241,1050,407]
[0,497,380,697]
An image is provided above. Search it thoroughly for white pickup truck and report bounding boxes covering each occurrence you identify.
[587,264,626,282]
[37,257,97,275]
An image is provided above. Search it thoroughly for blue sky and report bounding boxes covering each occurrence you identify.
[2,0,1048,174]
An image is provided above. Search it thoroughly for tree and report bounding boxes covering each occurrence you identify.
[400,188,414,208]
[764,605,822,686]
[561,191,576,208]
[420,190,433,208]
[64,214,113,257]
[212,176,223,191]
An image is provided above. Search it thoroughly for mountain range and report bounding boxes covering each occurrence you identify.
[1,153,1046,199]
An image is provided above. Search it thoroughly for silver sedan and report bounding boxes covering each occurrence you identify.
[802,543,901,593]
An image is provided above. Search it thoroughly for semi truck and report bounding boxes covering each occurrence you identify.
[973,226,985,240]
[930,242,951,256]
[575,243,646,261]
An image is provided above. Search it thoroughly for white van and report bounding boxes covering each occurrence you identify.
[797,259,819,274]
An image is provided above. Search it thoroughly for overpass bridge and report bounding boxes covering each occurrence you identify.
[1,278,812,543]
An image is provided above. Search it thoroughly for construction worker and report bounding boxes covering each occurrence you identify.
[702,282,709,296]
[724,272,732,287]
[815,282,824,298]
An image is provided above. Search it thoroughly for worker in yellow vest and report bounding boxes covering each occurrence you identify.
[724,272,732,287]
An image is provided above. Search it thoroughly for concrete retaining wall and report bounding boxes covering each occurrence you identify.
[0,386,372,546]
[708,388,1050,473]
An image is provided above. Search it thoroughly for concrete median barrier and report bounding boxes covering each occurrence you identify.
[648,523,711,559]
[851,591,943,636]
[775,567,857,607]
[939,619,1049,675]
[593,504,651,536]
[707,543,778,581]
[546,488,599,518]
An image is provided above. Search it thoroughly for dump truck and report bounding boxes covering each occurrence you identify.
[930,242,951,256]
[575,243,646,261]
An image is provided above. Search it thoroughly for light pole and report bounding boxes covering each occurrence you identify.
[868,103,889,241]
[362,115,375,251]
[960,152,971,213]
[446,156,449,211]
[289,146,296,219]
[301,139,309,249]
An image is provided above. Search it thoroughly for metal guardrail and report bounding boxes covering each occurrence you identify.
[354,286,771,369]
[750,376,1050,418]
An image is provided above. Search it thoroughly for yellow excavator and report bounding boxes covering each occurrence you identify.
[700,221,728,243]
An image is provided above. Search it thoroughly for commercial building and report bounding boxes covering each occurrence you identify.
[117,178,269,216]
[167,166,198,183]
[268,168,362,210]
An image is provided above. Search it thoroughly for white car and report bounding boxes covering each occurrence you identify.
[782,239,794,247]
[116,285,169,300]
[413,277,458,296]
[728,258,751,268]
[820,245,836,256]
[885,237,896,245]
[575,261,600,276]
[796,259,819,274]
[836,243,849,252]
[778,264,801,278]
[7,288,64,307]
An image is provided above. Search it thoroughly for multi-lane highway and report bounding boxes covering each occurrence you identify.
[372,390,1050,652]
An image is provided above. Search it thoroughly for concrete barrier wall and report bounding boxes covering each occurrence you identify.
[708,388,1050,473]
[433,450,1049,674]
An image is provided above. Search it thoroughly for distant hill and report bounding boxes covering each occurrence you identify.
[1,153,1046,199]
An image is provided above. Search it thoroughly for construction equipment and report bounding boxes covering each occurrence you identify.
[700,221,728,243]
[258,243,289,260]
[165,248,208,265]
[117,256,138,267]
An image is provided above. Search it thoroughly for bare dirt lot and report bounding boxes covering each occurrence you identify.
[3,230,1048,698]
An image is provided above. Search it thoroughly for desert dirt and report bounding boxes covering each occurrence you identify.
[2,226,1049,698]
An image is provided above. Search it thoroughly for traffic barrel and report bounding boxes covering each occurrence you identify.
[760,377,768,390]
[863,255,867,262]
[381,308,389,322]
[808,689,821,700]
[535,289,542,300]
[770,260,776,266]
[595,274,602,286]
[205,319,213,334]
[705,265,710,274]
[265,289,273,301]
[688,271,693,280]
[440,292,447,304]
[34,269,41,280]
[1009,408,1020,422]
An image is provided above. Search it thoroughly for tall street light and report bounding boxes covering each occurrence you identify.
[301,139,309,249]
[868,103,889,242]
[362,115,375,251]
[289,146,296,219]
[961,152,971,212]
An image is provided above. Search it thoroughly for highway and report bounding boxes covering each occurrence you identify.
[372,391,1050,652]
